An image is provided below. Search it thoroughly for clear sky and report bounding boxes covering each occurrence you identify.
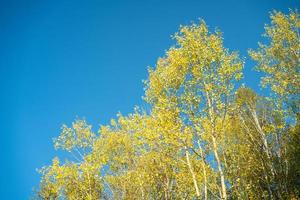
[0,0,299,199]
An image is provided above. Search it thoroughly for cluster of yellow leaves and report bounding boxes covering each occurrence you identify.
[54,119,96,152]
[249,10,300,97]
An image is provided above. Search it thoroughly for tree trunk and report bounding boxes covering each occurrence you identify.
[185,147,200,198]
[251,110,276,178]
[198,140,208,200]
[204,84,227,200]
[212,136,227,200]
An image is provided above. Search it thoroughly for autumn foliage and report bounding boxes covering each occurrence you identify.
[35,10,300,200]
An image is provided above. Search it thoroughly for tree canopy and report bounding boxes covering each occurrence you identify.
[35,10,300,200]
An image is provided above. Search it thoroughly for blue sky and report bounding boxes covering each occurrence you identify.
[0,0,299,199]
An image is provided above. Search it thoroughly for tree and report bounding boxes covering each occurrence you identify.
[225,87,290,199]
[249,10,300,113]
[36,119,103,200]
[145,21,243,199]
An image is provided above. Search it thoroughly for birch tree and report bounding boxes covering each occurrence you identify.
[145,21,243,199]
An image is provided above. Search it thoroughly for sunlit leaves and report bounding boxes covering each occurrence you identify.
[35,10,300,200]
[249,10,300,97]
[54,119,96,152]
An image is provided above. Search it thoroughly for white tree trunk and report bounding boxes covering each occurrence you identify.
[198,140,208,200]
[185,147,200,198]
